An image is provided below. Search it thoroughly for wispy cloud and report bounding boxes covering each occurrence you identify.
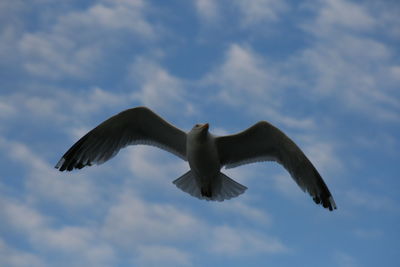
[17,0,158,79]
[121,146,188,196]
[129,58,195,115]
[302,138,343,177]
[302,0,376,34]
[271,173,304,200]
[19,32,101,79]
[353,228,383,240]
[135,245,192,267]
[210,225,287,255]
[334,251,359,267]
[200,0,399,125]
[0,238,45,267]
[0,197,116,267]
[204,43,316,130]
[101,188,287,262]
[232,0,288,26]
[102,192,203,247]
[298,0,400,121]
[0,137,100,208]
[0,87,131,134]
[344,189,397,212]
[214,199,272,226]
[59,0,156,38]
[208,44,276,106]
[0,101,16,119]
[195,0,219,23]
[1,197,50,232]
[195,0,288,27]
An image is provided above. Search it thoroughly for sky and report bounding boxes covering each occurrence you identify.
[0,0,399,266]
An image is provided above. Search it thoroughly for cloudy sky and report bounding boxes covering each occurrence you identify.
[1,0,399,266]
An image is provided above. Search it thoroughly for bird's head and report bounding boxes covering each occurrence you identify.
[192,123,209,131]
[189,123,209,140]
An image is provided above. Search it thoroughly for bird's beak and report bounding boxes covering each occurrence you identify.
[202,123,209,130]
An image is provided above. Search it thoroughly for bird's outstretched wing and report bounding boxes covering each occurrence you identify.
[55,106,187,171]
[216,121,336,211]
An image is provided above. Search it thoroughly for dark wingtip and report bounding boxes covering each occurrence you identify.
[327,195,337,211]
[55,156,91,172]
[311,167,337,211]
[313,194,337,211]
[55,158,66,171]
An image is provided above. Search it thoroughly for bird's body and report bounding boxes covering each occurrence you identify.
[56,106,337,211]
[186,124,221,198]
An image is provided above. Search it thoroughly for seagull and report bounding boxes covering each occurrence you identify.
[56,106,337,211]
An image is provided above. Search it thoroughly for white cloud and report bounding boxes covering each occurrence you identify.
[0,197,49,232]
[38,226,115,266]
[0,25,21,68]
[123,146,187,190]
[18,0,157,79]
[345,189,397,212]
[19,32,101,79]
[208,44,275,106]
[202,1,400,125]
[195,0,288,27]
[261,108,317,130]
[195,0,219,22]
[302,0,376,35]
[102,192,202,247]
[101,190,287,262]
[67,87,130,114]
[58,0,156,39]
[390,66,400,81]
[353,228,383,240]
[377,3,400,39]
[0,197,116,267]
[199,1,399,126]
[0,87,130,129]
[0,238,45,267]
[205,43,317,130]
[0,0,23,19]
[0,0,27,64]
[354,133,398,156]
[214,200,272,225]
[272,173,304,199]
[334,251,359,267]
[233,0,288,26]
[210,225,287,255]
[135,245,192,267]
[301,138,343,176]
[130,58,195,115]
[0,137,100,208]
[0,101,16,119]
[298,0,400,121]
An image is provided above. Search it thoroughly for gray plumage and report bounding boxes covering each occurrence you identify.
[56,106,336,211]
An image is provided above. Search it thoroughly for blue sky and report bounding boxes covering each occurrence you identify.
[0,0,399,266]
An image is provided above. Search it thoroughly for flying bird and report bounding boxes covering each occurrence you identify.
[55,106,337,211]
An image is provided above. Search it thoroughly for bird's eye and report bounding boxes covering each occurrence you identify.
[195,124,200,127]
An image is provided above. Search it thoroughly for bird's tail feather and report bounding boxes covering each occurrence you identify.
[173,171,200,199]
[215,172,247,201]
[173,171,247,201]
